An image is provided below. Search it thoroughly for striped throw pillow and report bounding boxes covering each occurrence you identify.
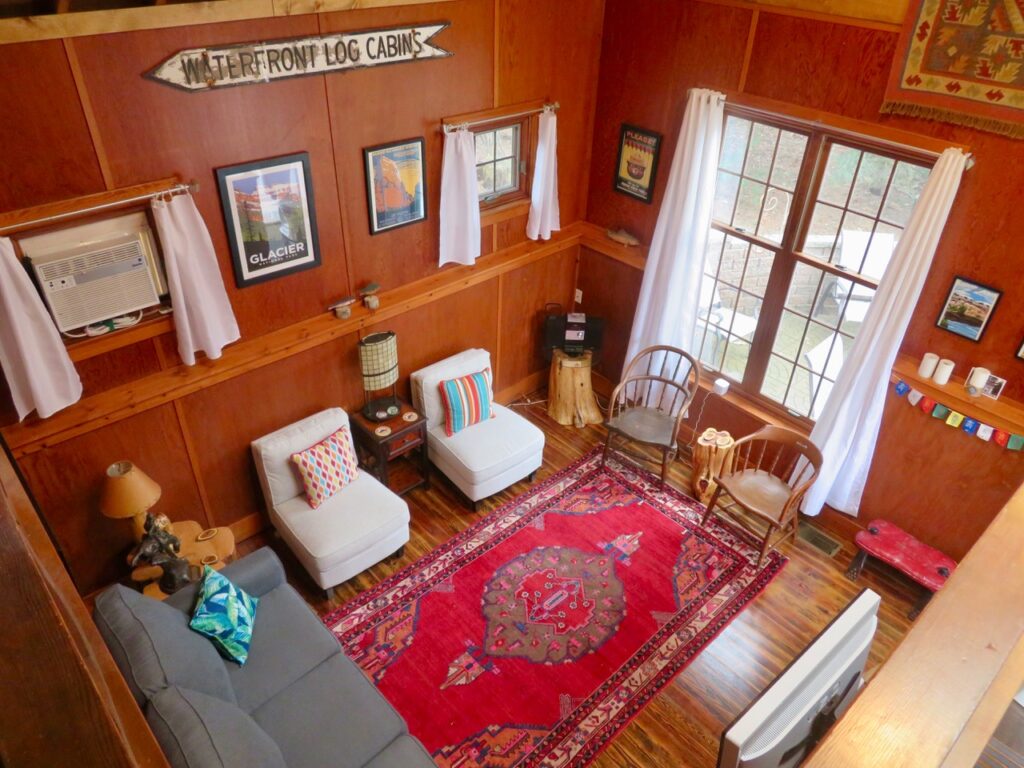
[439,368,494,437]
[291,426,359,509]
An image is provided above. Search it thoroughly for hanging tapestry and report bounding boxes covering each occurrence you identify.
[883,0,1024,138]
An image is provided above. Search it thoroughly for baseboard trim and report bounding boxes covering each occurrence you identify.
[496,369,547,405]
[230,511,268,545]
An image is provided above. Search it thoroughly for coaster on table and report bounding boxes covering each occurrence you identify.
[197,528,219,542]
[375,425,392,437]
[403,412,418,422]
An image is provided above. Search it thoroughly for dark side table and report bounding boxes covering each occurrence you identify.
[349,399,429,496]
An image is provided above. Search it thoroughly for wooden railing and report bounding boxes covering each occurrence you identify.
[807,483,1024,767]
[0,446,169,767]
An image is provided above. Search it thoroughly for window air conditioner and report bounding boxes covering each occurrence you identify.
[21,212,168,333]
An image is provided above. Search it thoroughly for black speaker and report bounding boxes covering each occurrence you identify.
[542,313,604,361]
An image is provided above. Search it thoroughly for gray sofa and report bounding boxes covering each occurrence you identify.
[93,547,434,768]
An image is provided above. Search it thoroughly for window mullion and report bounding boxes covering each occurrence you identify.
[740,132,827,397]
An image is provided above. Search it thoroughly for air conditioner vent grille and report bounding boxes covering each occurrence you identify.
[29,234,162,332]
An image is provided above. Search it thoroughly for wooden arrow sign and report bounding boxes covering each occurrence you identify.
[146,22,452,92]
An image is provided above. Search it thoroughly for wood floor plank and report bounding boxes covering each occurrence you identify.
[239,400,915,767]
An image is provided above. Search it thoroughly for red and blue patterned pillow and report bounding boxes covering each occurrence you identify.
[291,426,359,509]
[438,368,494,437]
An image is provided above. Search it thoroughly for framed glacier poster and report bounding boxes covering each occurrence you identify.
[216,152,321,288]
[363,137,426,234]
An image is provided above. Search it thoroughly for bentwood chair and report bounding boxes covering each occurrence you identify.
[700,425,823,566]
[601,345,701,484]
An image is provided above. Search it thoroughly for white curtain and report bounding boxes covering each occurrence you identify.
[0,237,82,420]
[151,193,240,366]
[439,127,481,267]
[625,88,725,365]
[527,108,560,241]
[803,148,968,517]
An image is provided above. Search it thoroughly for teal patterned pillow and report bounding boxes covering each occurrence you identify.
[189,567,258,665]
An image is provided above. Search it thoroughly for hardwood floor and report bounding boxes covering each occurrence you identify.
[239,401,919,768]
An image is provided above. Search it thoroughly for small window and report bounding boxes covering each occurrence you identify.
[474,122,525,204]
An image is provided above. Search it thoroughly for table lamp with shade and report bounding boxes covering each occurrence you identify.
[100,460,162,542]
[359,331,400,421]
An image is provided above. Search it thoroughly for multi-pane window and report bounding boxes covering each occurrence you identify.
[696,110,932,421]
[474,123,523,202]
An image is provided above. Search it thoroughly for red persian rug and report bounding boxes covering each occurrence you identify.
[883,0,1024,137]
[323,448,785,767]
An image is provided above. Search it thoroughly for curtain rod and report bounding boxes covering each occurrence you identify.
[0,181,197,235]
[444,102,559,133]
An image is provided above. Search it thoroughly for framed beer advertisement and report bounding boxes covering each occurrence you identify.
[216,152,321,288]
[363,137,427,234]
[614,124,662,203]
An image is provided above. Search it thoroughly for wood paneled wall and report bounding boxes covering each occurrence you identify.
[0,0,604,594]
[582,0,1024,558]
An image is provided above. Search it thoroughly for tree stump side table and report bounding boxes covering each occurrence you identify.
[691,428,735,505]
[547,349,603,428]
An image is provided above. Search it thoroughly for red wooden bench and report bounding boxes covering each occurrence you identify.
[846,519,957,619]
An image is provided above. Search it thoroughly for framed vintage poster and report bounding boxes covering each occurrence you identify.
[614,124,662,203]
[363,137,426,234]
[935,276,1001,342]
[216,152,320,288]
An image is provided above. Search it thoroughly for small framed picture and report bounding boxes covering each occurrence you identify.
[216,152,320,288]
[982,373,1007,399]
[614,124,662,204]
[1017,337,1024,360]
[363,137,426,235]
[935,276,1001,342]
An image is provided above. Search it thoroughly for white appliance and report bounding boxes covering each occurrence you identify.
[718,589,881,768]
[21,212,167,333]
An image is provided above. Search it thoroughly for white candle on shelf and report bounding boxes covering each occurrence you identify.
[933,358,955,386]
[967,367,990,396]
[918,353,940,379]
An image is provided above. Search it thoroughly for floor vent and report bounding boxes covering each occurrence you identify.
[798,521,842,558]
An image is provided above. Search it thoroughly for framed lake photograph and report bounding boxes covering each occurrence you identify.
[364,137,426,234]
[216,152,320,288]
[614,124,662,203]
[936,276,1001,342]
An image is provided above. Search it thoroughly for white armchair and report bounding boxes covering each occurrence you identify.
[411,349,544,510]
[251,408,409,593]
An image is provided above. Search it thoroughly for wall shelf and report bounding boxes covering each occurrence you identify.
[890,354,1024,435]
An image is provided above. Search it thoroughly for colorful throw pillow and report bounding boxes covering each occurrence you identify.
[189,567,258,665]
[438,368,494,437]
[291,426,359,509]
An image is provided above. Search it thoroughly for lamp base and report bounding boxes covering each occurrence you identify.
[363,396,400,422]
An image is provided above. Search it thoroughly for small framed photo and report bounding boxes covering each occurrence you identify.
[1017,337,1024,361]
[982,373,1007,400]
[363,137,426,235]
[935,276,1001,342]
[216,152,320,288]
[614,124,662,204]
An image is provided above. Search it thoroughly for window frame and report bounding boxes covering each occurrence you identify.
[472,116,531,208]
[443,101,543,212]
[699,104,936,424]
